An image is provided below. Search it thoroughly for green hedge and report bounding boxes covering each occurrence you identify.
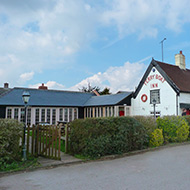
[69,117,148,158]
[157,116,189,143]
[149,129,164,147]
[0,119,23,170]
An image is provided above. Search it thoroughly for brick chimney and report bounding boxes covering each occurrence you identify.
[4,83,9,88]
[38,83,48,90]
[175,50,186,70]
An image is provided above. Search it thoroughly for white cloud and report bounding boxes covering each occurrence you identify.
[29,81,65,90]
[102,0,190,39]
[69,57,149,93]
[0,0,190,87]
[19,71,34,82]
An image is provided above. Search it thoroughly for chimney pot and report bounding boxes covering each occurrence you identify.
[38,83,48,90]
[4,83,9,88]
[175,51,186,70]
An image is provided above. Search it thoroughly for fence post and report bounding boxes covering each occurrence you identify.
[58,126,61,160]
[26,125,30,154]
[35,125,39,157]
[65,124,69,153]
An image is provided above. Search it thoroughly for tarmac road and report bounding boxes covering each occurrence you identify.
[1,144,190,190]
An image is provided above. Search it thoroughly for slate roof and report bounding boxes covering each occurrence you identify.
[84,92,132,106]
[0,88,95,107]
[0,88,11,98]
[0,87,132,107]
[156,61,190,93]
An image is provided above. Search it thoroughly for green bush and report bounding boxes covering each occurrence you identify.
[149,129,164,147]
[157,116,189,143]
[133,116,157,135]
[69,117,148,158]
[0,119,23,170]
[184,115,190,138]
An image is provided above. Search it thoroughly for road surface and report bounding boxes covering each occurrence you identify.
[1,144,190,190]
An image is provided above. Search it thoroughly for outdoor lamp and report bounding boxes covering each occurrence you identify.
[22,91,30,104]
[22,91,30,161]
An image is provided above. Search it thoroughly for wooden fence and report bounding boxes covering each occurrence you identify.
[26,124,67,160]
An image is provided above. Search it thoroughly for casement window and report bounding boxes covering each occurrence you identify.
[41,109,45,122]
[14,108,19,120]
[64,108,68,122]
[20,108,25,122]
[74,108,77,120]
[69,108,73,122]
[52,109,56,124]
[27,108,31,125]
[7,108,12,119]
[112,106,115,116]
[59,108,63,121]
[101,107,103,117]
[47,109,51,123]
[150,89,160,104]
[35,109,39,124]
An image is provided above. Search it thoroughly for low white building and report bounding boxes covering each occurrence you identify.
[132,51,190,117]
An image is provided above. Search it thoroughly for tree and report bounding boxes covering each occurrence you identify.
[79,83,101,93]
[79,84,111,95]
[100,87,111,95]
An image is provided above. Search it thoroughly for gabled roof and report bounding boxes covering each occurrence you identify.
[0,88,95,107]
[133,59,189,98]
[84,92,132,106]
[156,61,190,93]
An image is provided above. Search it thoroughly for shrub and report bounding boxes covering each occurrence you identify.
[0,119,23,170]
[69,117,148,158]
[157,116,189,143]
[149,129,164,147]
[184,115,190,138]
[133,116,157,146]
[133,116,157,135]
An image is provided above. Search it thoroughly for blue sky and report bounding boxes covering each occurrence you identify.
[0,0,190,93]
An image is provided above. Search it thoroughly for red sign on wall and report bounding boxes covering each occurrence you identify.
[150,83,158,88]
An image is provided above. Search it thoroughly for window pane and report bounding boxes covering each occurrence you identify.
[20,108,25,122]
[35,109,39,124]
[64,108,68,122]
[59,108,63,121]
[14,108,19,120]
[52,109,56,124]
[74,108,77,120]
[7,108,12,119]
[69,108,73,122]
[27,108,31,125]
[41,109,45,122]
[47,109,50,124]
[101,107,103,117]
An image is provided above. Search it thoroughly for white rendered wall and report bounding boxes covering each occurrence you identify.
[131,67,177,116]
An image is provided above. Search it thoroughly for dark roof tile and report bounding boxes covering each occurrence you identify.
[156,61,190,92]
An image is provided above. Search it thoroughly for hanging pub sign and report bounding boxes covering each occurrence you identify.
[144,74,165,85]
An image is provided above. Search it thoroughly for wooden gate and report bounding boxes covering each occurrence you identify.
[26,125,61,160]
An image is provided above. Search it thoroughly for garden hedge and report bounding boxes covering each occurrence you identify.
[69,117,148,158]
[0,119,23,170]
[157,116,189,143]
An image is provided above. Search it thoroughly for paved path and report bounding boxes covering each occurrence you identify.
[1,144,190,190]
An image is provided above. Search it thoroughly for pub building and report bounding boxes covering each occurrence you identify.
[0,51,190,125]
[132,51,190,117]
